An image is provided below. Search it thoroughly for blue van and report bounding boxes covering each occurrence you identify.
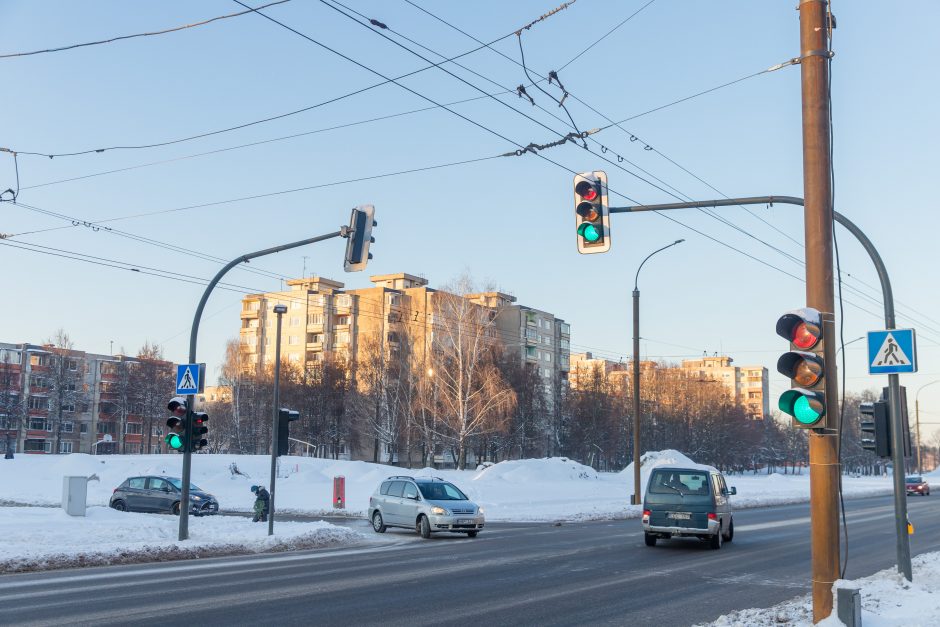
[641,466,736,549]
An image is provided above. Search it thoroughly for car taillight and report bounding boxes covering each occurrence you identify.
[642,509,650,522]
[707,513,718,521]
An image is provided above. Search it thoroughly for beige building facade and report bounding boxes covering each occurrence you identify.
[680,355,769,418]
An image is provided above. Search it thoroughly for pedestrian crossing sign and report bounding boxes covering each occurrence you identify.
[176,363,205,394]
[867,329,917,374]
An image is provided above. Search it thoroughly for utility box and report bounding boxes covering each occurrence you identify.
[333,476,345,509]
[62,476,88,516]
[836,585,862,627]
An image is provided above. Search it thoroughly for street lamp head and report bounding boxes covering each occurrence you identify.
[273,304,288,314]
[674,239,685,245]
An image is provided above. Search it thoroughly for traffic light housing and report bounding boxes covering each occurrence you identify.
[165,397,187,451]
[776,308,829,428]
[344,204,376,272]
[191,412,209,452]
[860,400,891,457]
[277,408,300,457]
[574,171,610,254]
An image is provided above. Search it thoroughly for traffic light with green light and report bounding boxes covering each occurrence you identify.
[574,171,610,254]
[165,397,187,451]
[776,308,829,428]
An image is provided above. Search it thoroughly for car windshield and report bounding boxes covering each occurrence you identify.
[417,482,467,501]
[648,470,710,496]
[167,479,201,491]
[906,477,923,483]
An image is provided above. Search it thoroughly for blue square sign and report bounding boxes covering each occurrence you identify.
[867,329,917,374]
[176,363,205,395]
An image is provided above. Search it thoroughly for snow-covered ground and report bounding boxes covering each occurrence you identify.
[1,450,938,625]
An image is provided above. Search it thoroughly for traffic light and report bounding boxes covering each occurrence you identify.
[344,204,376,272]
[574,171,610,254]
[191,412,209,452]
[277,408,300,457]
[165,397,187,451]
[860,400,891,457]
[776,308,828,428]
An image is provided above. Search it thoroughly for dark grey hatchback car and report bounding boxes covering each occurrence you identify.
[110,476,219,516]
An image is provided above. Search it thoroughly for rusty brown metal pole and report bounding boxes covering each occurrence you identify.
[798,0,840,621]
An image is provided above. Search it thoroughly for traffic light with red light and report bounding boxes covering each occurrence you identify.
[344,204,376,272]
[165,397,187,451]
[574,171,610,254]
[191,412,209,452]
[776,308,829,428]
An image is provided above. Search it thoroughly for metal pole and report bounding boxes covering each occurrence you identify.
[269,306,286,536]
[178,230,342,541]
[631,240,683,505]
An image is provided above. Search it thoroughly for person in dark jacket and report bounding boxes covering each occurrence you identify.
[251,485,270,522]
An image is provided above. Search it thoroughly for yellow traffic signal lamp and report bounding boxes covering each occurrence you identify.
[574,171,610,254]
[776,308,829,428]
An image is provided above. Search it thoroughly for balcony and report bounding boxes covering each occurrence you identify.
[525,329,538,344]
[240,308,260,319]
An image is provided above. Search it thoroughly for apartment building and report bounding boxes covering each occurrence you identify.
[680,355,769,418]
[0,342,175,455]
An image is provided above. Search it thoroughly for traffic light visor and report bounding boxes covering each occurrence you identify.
[779,389,825,425]
[777,351,824,387]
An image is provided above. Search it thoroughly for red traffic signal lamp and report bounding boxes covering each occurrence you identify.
[165,397,187,451]
[574,171,610,254]
[776,308,829,428]
[191,412,209,452]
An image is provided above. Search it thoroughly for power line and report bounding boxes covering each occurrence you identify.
[0,0,293,59]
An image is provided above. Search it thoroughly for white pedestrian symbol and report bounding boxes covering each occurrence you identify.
[179,367,197,391]
[872,333,910,367]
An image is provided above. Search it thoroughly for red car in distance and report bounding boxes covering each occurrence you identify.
[905,476,930,496]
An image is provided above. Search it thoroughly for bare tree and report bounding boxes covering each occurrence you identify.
[44,330,87,454]
[130,342,174,454]
[427,275,515,469]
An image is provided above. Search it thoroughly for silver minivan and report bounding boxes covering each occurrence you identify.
[641,466,735,549]
[368,475,485,539]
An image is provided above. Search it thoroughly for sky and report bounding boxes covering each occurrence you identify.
[2,451,940,625]
[2,1,939,439]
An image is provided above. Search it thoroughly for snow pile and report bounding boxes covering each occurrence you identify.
[701,551,940,627]
[0,506,368,574]
[474,457,599,482]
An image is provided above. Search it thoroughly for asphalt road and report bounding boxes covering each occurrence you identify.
[1,494,938,626]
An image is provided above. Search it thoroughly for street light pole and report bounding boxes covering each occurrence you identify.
[632,239,684,505]
[269,304,287,536]
[915,381,940,475]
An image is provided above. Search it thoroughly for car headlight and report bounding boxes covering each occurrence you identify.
[430,506,448,516]
[191,495,202,501]
[478,506,485,515]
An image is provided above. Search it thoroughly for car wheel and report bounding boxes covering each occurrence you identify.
[467,530,478,538]
[723,518,734,543]
[709,530,723,550]
[372,511,387,533]
[111,500,126,512]
[417,515,431,539]
[172,501,181,516]
[644,533,657,547]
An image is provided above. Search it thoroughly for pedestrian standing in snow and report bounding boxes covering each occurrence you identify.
[251,485,270,522]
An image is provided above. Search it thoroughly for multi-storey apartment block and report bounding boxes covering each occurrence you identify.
[680,355,769,418]
[0,342,174,455]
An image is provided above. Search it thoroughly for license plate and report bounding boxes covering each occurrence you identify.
[668,512,691,520]
[459,519,474,524]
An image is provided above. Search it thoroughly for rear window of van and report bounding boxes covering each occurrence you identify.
[649,470,710,495]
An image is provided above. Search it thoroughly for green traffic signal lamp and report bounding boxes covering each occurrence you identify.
[779,389,826,426]
[166,396,187,452]
[165,429,184,451]
[573,171,610,254]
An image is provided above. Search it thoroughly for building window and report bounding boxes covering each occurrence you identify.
[288,354,300,363]
[308,313,324,325]
[29,375,45,388]
[25,439,51,453]
[336,295,352,308]
[28,396,49,411]
[66,359,79,371]
[307,333,323,344]
[307,352,323,363]
[310,295,325,307]
[335,315,350,326]
[59,441,73,454]
[542,352,552,362]
[541,368,551,378]
[526,346,537,359]
[291,300,302,310]
[62,403,75,413]
[246,301,261,311]
[0,415,12,430]
[97,422,115,435]
[288,336,300,346]
[335,331,350,344]
[30,354,51,367]
[559,339,570,351]
[80,423,88,434]
[290,317,301,327]
[125,423,142,435]
[62,421,74,433]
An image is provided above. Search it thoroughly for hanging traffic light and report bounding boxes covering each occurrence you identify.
[165,397,187,451]
[191,412,209,452]
[277,408,300,457]
[859,400,891,457]
[344,204,376,272]
[574,171,610,254]
[776,308,829,428]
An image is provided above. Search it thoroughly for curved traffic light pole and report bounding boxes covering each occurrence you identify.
[178,229,343,541]
[611,194,912,580]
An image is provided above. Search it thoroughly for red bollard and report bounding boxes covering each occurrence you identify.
[333,476,345,509]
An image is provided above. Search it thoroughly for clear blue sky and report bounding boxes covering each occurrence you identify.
[2,1,939,439]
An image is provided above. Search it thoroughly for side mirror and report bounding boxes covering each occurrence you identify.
[728,487,737,496]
